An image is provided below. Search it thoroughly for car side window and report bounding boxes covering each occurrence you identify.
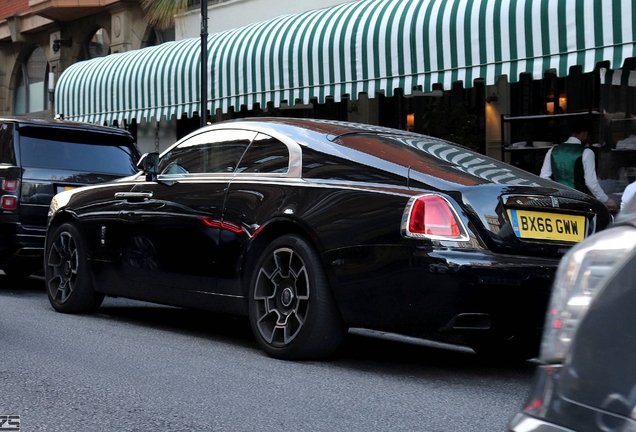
[159,129,256,175]
[0,123,15,165]
[236,133,289,174]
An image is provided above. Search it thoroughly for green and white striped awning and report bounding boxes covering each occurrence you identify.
[600,67,636,87]
[56,0,636,125]
[57,38,202,125]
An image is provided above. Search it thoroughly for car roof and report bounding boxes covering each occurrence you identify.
[223,117,424,140]
[215,117,568,189]
[0,116,133,137]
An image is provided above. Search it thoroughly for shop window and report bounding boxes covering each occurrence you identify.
[312,96,348,121]
[14,46,49,115]
[504,70,602,176]
[598,60,636,195]
[510,69,598,118]
[543,71,567,115]
[385,83,486,153]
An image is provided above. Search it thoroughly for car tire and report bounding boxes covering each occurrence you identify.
[466,330,541,363]
[45,222,104,313]
[248,234,346,360]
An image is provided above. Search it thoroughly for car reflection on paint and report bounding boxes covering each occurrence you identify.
[509,198,636,431]
[43,118,612,361]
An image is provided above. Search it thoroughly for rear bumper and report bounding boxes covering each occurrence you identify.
[325,245,558,335]
[0,220,46,269]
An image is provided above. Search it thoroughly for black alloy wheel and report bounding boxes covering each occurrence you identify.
[45,223,104,313]
[248,234,346,360]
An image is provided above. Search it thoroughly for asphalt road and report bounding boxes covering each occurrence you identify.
[0,275,535,431]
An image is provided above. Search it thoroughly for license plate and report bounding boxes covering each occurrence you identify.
[507,209,586,242]
[56,186,76,193]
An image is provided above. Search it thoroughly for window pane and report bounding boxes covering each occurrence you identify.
[236,133,289,174]
[19,129,139,175]
[14,79,26,115]
[28,82,45,112]
[0,123,16,165]
[27,47,47,111]
[26,47,46,84]
[159,129,255,174]
[15,47,48,114]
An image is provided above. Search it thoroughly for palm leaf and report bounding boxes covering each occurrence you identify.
[141,0,191,29]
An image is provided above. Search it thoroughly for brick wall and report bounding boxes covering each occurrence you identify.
[0,0,30,21]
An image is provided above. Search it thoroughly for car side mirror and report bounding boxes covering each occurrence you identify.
[137,152,159,181]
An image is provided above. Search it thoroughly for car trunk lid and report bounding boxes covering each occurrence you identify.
[456,185,610,258]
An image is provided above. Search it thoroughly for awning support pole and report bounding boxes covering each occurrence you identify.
[200,0,208,128]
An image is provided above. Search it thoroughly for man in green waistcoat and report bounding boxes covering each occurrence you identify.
[540,120,618,211]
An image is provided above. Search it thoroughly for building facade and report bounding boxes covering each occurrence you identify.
[0,0,170,151]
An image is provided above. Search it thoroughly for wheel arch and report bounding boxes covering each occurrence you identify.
[243,220,347,359]
[45,210,78,251]
[240,219,334,299]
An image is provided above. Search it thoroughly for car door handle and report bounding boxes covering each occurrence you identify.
[114,192,153,200]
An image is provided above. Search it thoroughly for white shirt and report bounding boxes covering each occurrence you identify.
[621,180,636,211]
[616,134,636,150]
[540,137,609,202]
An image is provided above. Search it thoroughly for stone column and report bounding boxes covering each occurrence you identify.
[108,4,136,53]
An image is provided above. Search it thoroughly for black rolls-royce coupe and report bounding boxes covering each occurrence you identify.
[44,118,612,361]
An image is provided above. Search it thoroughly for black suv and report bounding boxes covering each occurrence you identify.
[0,117,140,278]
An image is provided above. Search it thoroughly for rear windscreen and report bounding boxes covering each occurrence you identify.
[18,129,139,175]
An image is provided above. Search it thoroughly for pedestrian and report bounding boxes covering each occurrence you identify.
[621,179,636,211]
[540,119,617,211]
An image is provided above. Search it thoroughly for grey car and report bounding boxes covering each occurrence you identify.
[509,198,636,430]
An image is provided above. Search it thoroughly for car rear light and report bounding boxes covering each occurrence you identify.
[2,179,19,192]
[1,195,17,210]
[1,179,19,210]
[402,194,469,241]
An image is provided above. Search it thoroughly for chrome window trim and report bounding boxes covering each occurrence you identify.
[157,172,236,181]
[161,122,304,179]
